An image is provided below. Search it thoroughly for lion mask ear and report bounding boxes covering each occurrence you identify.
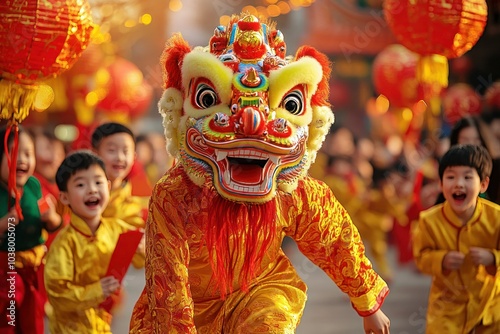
[161,33,192,91]
[295,45,331,107]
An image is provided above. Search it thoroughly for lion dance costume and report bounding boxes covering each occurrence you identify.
[130,14,388,333]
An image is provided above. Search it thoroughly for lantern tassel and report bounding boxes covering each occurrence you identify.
[0,80,38,123]
[416,55,449,88]
[4,123,23,221]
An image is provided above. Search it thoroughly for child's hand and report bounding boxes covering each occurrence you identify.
[0,207,19,234]
[363,309,390,334]
[136,234,146,255]
[469,247,495,266]
[100,276,120,298]
[443,251,465,270]
[40,195,62,230]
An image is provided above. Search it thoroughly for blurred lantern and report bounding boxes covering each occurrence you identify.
[450,55,473,80]
[442,83,482,124]
[67,42,105,77]
[96,58,153,120]
[0,0,93,219]
[485,81,500,110]
[372,44,425,108]
[383,0,488,96]
[0,0,94,123]
[329,81,351,109]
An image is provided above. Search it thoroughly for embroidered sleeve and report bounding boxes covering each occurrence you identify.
[289,179,389,316]
[144,186,197,333]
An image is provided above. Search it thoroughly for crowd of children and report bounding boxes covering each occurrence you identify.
[0,122,169,333]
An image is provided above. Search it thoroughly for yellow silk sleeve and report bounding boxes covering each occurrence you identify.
[289,179,388,316]
[44,239,105,311]
[144,187,196,333]
[412,216,448,277]
[487,249,500,276]
[104,183,147,229]
[131,250,145,269]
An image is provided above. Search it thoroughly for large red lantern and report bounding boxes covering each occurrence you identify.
[0,0,93,219]
[383,0,488,94]
[443,83,482,124]
[372,44,424,108]
[383,0,487,59]
[96,58,153,119]
[0,0,94,122]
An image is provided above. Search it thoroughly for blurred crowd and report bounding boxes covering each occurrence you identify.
[307,109,500,283]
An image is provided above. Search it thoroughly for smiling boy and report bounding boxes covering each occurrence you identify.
[91,123,146,230]
[413,144,500,333]
[44,151,143,333]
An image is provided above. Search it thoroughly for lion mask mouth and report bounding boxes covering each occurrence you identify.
[186,127,306,199]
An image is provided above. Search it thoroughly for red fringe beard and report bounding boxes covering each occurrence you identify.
[203,190,277,299]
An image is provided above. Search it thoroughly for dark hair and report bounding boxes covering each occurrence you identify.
[438,144,492,181]
[370,158,409,188]
[327,154,353,167]
[56,150,106,191]
[449,116,486,147]
[91,122,135,148]
[481,109,500,124]
[0,125,32,167]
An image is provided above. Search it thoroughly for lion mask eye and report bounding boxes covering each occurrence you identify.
[195,83,218,109]
[281,89,304,116]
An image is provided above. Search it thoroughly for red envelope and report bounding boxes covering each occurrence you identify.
[100,229,144,312]
[105,229,144,282]
[38,197,49,215]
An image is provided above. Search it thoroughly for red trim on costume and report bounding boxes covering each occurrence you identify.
[441,207,460,230]
[70,223,95,240]
[238,21,261,31]
[353,285,390,317]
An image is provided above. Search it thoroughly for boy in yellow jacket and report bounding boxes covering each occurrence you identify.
[413,144,500,333]
[91,122,147,229]
[44,151,144,333]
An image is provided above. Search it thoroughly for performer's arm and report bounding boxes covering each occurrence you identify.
[145,193,196,333]
[290,179,388,317]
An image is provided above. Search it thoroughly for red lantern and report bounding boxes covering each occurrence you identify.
[383,0,487,59]
[485,82,500,110]
[443,83,482,124]
[0,0,93,219]
[0,0,93,122]
[372,44,425,108]
[450,56,473,78]
[383,0,487,96]
[97,58,153,119]
[329,81,351,109]
[67,43,105,77]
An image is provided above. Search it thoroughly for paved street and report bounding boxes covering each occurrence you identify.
[105,241,431,334]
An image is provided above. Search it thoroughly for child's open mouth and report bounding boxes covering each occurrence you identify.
[16,167,28,175]
[85,199,100,208]
[112,164,126,171]
[452,192,466,201]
